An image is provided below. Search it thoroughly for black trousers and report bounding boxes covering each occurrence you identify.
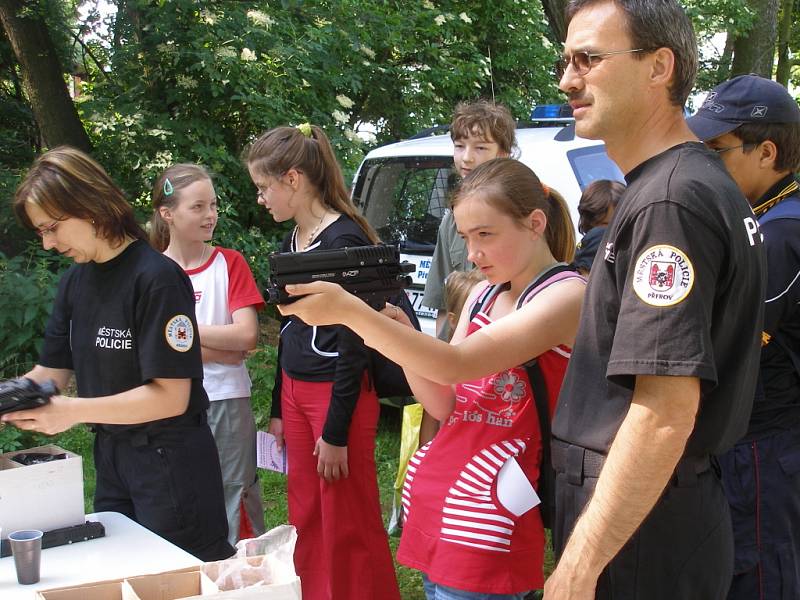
[719,426,800,600]
[93,421,235,561]
[552,444,734,600]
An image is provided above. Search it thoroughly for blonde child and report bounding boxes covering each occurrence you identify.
[150,164,266,545]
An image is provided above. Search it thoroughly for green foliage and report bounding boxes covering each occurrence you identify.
[684,0,756,91]
[0,245,68,378]
[60,0,561,256]
[0,424,24,452]
[247,344,279,431]
[51,424,97,511]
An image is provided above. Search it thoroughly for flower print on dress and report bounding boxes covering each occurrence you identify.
[493,371,526,404]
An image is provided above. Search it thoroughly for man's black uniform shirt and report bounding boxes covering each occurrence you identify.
[554,143,766,457]
[39,240,208,433]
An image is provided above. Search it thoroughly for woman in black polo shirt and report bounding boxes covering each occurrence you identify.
[3,146,233,561]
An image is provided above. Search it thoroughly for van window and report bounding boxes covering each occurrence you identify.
[351,157,455,249]
[566,145,625,190]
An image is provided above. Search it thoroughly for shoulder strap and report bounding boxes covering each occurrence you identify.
[758,196,800,226]
[468,283,500,321]
[519,263,583,518]
[525,358,550,456]
[517,264,584,309]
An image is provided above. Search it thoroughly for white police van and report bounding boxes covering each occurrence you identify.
[351,111,624,336]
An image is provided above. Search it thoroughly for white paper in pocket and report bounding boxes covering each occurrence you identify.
[496,456,541,517]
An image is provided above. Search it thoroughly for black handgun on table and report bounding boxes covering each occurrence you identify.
[265,244,415,310]
[0,377,58,416]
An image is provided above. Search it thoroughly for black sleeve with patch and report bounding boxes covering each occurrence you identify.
[136,279,204,382]
[607,201,723,390]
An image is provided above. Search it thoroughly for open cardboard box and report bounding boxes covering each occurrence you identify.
[35,567,215,600]
[35,580,125,600]
[35,565,301,600]
[0,444,84,537]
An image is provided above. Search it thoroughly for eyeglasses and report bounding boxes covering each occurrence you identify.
[35,217,67,238]
[255,173,285,199]
[711,143,755,155]
[560,48,646,75]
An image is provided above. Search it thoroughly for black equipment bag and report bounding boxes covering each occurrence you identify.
[369,290,422,399]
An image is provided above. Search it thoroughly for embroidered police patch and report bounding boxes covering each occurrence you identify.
[164,314,194,352]
[632,245,694,307]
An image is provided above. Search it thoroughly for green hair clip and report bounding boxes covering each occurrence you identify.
[296,122,313,138]
[163,178,174,197]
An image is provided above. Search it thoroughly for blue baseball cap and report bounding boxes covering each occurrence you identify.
[687,75,800,141]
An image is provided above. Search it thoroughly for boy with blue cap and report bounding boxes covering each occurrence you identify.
[688,74,800,600]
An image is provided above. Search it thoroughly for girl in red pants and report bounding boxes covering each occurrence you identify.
[245,124,400,600]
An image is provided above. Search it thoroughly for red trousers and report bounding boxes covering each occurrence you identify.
[281,372,400,600]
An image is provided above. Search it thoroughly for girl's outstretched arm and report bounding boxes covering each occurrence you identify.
[279,279,584,386]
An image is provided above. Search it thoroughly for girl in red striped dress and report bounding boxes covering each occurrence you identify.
[279,158,586,599]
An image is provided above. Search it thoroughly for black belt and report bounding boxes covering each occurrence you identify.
[92,410,207,444]
[551,439,712,487]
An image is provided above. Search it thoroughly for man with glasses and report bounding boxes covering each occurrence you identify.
[545,1,765,598]
[687,74,800,600]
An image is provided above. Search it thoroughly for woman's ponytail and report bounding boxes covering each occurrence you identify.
[309,126,380,244]
[544,188,576,263]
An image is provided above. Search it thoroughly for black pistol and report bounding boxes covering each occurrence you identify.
[0,378,58,416]
[265,244,415,310]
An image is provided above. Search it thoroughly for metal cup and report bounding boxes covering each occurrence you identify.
[9,529,43,585]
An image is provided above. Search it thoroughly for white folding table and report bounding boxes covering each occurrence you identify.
[0,511,201,599]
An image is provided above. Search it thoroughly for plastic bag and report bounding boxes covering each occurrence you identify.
[201,524,300,596]
[387,403,424,536]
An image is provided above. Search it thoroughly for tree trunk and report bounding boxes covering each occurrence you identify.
[541,0,568,42]
[717,30,736,81]
[0,0,91,152]
[775,0,795,85]
[731,0,780,77]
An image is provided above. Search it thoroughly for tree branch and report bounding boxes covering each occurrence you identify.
[68,28,115,86]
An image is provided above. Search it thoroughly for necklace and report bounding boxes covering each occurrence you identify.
[189,244,209,269]
[198,244,209,266]
[295,211,326,251]
[164,244,209,270]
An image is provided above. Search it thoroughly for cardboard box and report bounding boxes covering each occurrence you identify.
[0,444,85,537]
[35,568,215,600]
[37,580,124,600]
[123,569,219,600]
[35,565,301,600]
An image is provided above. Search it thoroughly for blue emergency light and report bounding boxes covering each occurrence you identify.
[530,104,573,119]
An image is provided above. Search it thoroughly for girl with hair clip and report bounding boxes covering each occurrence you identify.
[278,158,586,599]
[4,146,233,561]
[244,124,400,600]
[150,164,266,546]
